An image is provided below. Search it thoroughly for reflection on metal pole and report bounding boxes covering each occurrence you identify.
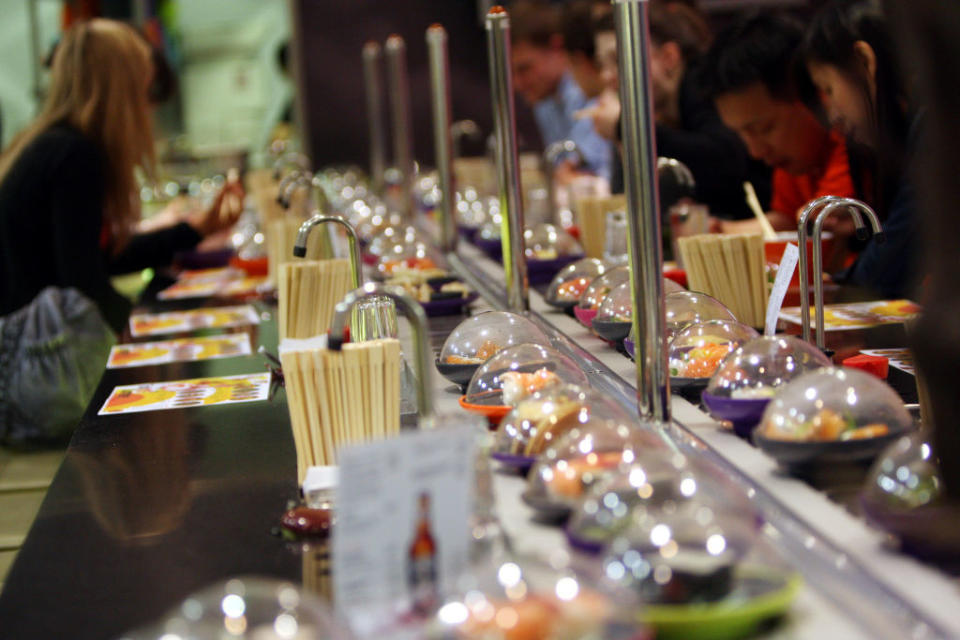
[385,35,414,216]
[485,6,528,312]
[614,0,669,422]
[427,24,458,253]
[362,42,387,193]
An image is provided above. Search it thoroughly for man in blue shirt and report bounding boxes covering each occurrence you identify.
[509,0,612,183]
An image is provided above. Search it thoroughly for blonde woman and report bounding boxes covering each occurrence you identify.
[0,19,243,334]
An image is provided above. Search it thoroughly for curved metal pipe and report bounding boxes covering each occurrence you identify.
[657,157,695,191]
[277,171,310,208]
[811,197,884,349]
[272,152,311,181]
[797,195,845,343]
[293,214,363,289]
[328,283,434,419]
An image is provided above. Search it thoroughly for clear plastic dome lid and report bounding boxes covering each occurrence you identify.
[367,225,419,259]
[598,457,759,605]
[478,219,503,241]
[595,282,633,323]
[668,320,759,379]
[527,419,666,508]
[863,431,941,511]
[567,454,759,565]
[523,223,583,260]
[757,367,913,442]
[545,258,608,306]
[426,552,646,640]
[705,335,831,400]
[375,242,443,278]
[121,576,353,639]
[440,312,549,366]
[455,189,497,229]
[492,384,633,462]
[355,206,403,243]
[465,344,588,408]
[664,291,736,342]
[577,267,630,311]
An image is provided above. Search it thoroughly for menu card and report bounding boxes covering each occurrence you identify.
[861,348,916,375]
[779,299,921,331]
[107,334,252,368]
[333,426,476,636]
[129,305,260,337]
[98,372,270,415]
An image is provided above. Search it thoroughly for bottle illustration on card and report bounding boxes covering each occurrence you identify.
[407,492,439,617]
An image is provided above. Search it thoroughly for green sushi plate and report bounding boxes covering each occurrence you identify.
[639,566,802,640]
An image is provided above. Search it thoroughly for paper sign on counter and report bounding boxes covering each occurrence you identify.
[129,305,260,337]
[98,372,270,415]
[333,427,476,636]
[765,243,799,336]
[107,334,252,368]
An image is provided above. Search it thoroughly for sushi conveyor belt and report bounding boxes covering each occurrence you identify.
[415,240,960,640]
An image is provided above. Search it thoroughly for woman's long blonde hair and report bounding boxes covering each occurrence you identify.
[0,19,155,248]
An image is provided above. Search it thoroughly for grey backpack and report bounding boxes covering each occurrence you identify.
[0,287,115,447]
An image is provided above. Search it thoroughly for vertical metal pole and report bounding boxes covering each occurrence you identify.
[362,42,387,194]
[427,25,458,254]
[614,0,669,422]
[385,35,414,216]
[485,6,528,312]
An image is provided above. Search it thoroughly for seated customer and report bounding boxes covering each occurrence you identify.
[803,0,918,298]
[587,2,770,215]
[701,12,856,232]
[560,0,608,101]
[0,19,243,335]
[509,0,612,182]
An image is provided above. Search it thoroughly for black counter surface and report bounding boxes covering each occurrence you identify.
[0,306,306,640]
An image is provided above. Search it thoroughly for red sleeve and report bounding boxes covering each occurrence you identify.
[813,132,856,201]
[770,169,808,220]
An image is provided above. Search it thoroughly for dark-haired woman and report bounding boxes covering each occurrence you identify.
[803,0,919,299]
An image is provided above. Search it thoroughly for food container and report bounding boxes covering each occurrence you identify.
[702,335,831,439]
[592,282,634,342]
[374,242,443,280]
[754,367,913,470]
[860,432,960,563]
[124,577,354,639]
[367,225,419,261]
[574,266,630,327]
[437,312,550,386]
[524,419,665,522]
[664,291,736,343]
[593,457,759,606]
[491,384,634,472]
[424,553,647,640]
[668,320,758,392]
[461,344,588,424]
[544,258,608,310]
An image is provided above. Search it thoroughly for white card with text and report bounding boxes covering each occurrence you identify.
[332,426,476,635]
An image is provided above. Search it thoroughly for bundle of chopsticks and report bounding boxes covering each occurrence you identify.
[278,258,353,339]
[676,233,768,328]
[280,336,401,483]
[574,194,627,259]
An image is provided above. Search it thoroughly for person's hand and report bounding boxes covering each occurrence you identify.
[575,88,621,141]
[188,175,245,237]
